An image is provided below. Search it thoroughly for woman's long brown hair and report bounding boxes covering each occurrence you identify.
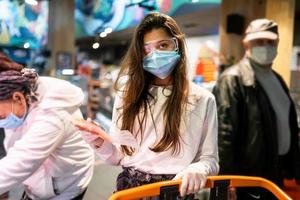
[114,12,189,156]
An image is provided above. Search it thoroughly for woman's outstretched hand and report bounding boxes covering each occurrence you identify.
[73,118,112,143]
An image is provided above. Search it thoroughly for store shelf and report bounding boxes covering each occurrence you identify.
[95,112,112,133]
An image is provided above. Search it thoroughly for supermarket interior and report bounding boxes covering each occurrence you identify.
[0,0,300,199]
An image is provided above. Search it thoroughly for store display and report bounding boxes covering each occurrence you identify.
[186,36,219,91]
[75,0,221,38]
[0,0,48,49]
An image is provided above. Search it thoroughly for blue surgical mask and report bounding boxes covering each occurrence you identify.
[0,106,27,129]
[143,50,180,79]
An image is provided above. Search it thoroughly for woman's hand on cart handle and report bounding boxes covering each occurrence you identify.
[73,118,113,143]
[173,170,207,197]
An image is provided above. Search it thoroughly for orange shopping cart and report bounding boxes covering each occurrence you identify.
[109,175,292,200]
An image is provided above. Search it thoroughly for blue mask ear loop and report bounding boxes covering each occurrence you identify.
[11,100,28,121]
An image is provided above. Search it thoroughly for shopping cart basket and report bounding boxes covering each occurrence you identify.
[109,175,292,200]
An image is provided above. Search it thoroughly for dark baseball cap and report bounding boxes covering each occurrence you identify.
[244,18,278,42]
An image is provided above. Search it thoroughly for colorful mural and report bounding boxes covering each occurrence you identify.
[0,0,220,47]
[75,0,220,38]
[0,0,48,49]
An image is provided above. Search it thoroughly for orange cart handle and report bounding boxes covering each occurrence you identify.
[109,175,292,200]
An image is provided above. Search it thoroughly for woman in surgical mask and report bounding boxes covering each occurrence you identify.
[75,12,219,198]
[0,53,94,200]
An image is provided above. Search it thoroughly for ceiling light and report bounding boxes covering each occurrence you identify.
[24,42,30,49]
[104,27,113,34]
[25,0,38,6]
[62,69,75,75]
[92,42,100,49]
[99,32,107,38]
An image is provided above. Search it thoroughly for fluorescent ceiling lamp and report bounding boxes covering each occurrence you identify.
[99,32,107,38]
[25,0,38,6]
[104,27,113,34]
[23,42,30,49]
[92,42,100,49]
[61,69,74,75]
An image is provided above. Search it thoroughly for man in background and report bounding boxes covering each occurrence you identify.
[213,18,300,199]
[0,128,7,200]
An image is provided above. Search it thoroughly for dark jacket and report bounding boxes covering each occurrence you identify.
[213,57,300,184]
[0,128,5,159]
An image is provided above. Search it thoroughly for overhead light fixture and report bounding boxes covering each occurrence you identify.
[92,42,100,49]
[104,27,113,34]
[191,0,199,3]
[25,0,38,6]
[23,42,30,49]
[61,69,75,75]
[99,32,107,38]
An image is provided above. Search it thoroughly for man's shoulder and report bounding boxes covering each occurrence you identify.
[220,60,245,78]
[218,64,241,84]
[219,58,255,87]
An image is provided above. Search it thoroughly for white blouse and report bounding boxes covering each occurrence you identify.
[92,82,219,175]
[0,77,94,200]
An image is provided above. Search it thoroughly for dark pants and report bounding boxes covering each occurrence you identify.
[116,167,176,191]
[0,129,8,200]
[0,128,6,159]
[21,189,87,200]
[0,192,9,200]
[116,167,195,200]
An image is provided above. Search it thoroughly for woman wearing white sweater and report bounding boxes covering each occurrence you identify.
[0,53,94,200]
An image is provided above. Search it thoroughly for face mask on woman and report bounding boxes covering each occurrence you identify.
[143,50,180,79]
[250,45,277,65]
[0,104,27,129]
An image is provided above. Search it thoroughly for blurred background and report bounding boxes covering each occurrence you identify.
[0,0,299,199]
